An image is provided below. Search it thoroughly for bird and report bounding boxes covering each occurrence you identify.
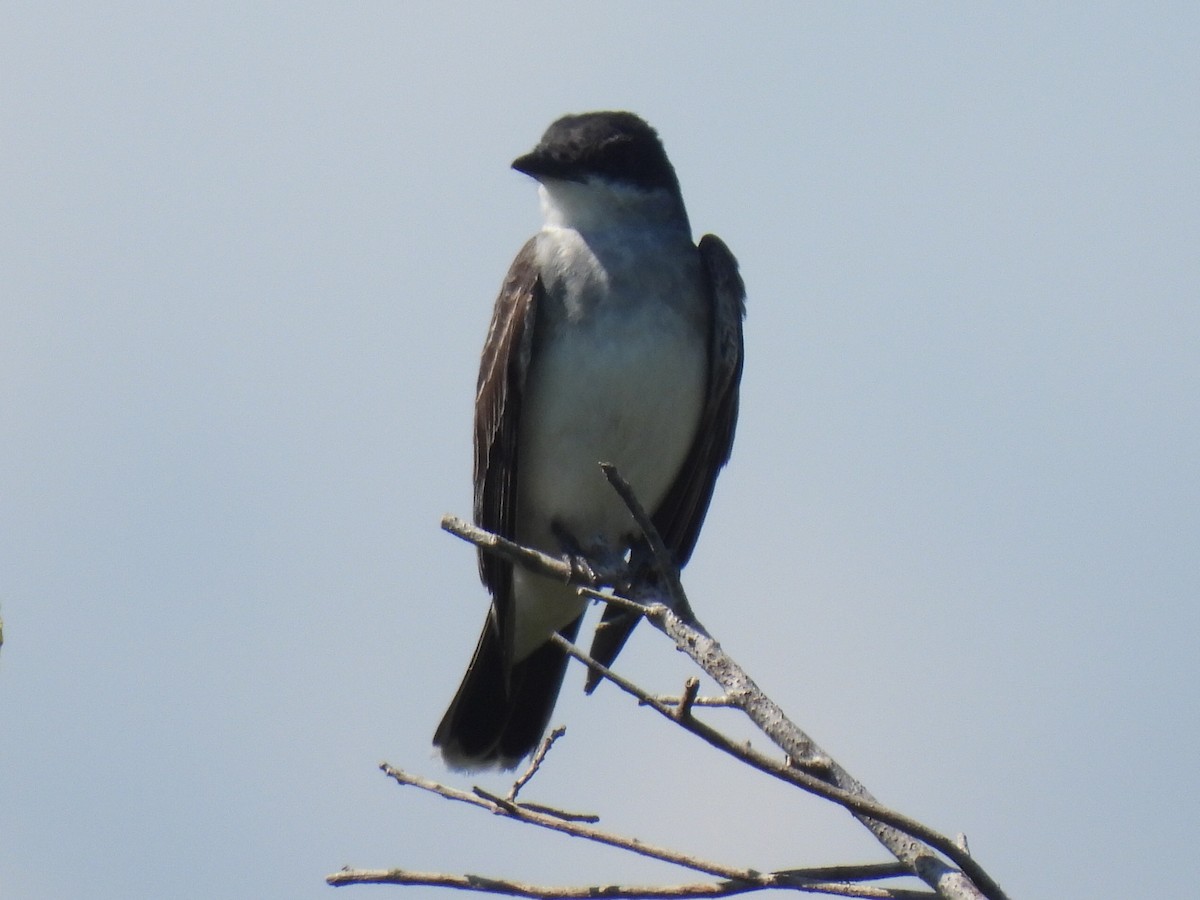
[433,111,745,770]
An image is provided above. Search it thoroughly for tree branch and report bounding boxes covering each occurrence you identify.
[546,635,979,867]
[332,765,933,897]
[328,866,937,898]
[332,504,1008,899]
[437,511,1008,900]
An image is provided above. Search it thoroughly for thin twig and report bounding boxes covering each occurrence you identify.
[508,726,566,804]
[598,461,693,619]
[473,786,598,825]
[505,800,600,824]
[776,863,912,882]
[377,764,763,882]
[656,693,742,708]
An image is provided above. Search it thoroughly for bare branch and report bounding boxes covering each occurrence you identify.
[441,515,576,581]
[434,513,1008,900]
[335,768,935,898]
[327,867,938,898]
[559,613,995,898]
[596,467,1007,900]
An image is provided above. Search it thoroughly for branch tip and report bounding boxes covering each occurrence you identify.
[675,677,701,720]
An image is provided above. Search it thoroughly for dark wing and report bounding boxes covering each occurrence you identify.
[474,238,542,604]
[586,233,745,687]
[433,241,571,764]
[651,233,746,565]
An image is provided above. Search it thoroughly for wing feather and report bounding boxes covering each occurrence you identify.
[651,232,745,565]
[473,239,541,610]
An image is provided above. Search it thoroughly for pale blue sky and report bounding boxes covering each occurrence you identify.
[3,4,1197,899]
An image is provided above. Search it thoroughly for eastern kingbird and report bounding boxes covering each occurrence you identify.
[433,111,745,770]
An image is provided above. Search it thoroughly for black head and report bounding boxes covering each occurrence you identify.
[512,111,681,195]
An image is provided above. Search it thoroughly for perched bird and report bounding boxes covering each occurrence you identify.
[433,111,745,769]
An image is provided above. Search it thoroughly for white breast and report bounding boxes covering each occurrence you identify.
[505,181,709,659]
[515,224,707,555]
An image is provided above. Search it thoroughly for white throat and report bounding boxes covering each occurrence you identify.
[537,177,689,234]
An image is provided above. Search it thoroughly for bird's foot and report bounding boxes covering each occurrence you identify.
[551,523,600,586]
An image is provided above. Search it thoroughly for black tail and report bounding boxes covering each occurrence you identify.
[433,614,582,770]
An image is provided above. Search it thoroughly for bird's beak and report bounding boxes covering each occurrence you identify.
[511,150,583,183]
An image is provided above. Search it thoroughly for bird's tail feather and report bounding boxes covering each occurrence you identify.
[433,614,582,770]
